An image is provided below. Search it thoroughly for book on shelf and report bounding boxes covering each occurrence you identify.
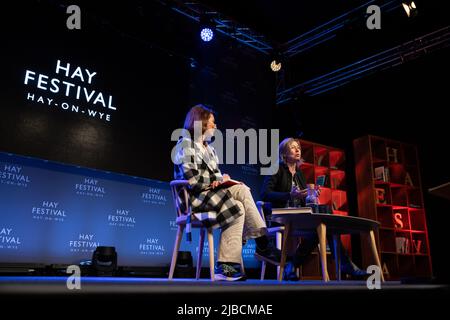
[271,207,313,214]
[374,166,390,182]
[375,188,387,204]
[316,175,326,187]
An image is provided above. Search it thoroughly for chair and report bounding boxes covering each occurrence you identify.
[256,201,289,280]
[168,180,245,281]
[168,180,216,281]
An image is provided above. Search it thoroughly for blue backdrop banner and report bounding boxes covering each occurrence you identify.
[0,152,260,268]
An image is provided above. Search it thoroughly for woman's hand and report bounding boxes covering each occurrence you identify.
[211,181,221,189]
[315,185,322,196]
[290,187,307,199]
[222,174,231,182]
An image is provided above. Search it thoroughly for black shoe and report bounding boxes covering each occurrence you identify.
[254,243,281,264]
[214,263,246,281]
[232,264,248,281]
[341,261,369,278]
[283,262,299,281]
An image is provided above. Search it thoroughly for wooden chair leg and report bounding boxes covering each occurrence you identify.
[169,224,185,280]
[317,223,330,282]
[260,261,266,280]
[333,234,341,281]
[196,228,206,280]
[278,223,291,281]
[207,229,215,281]
[276,231,283,280]
[240,256,245,276]
[369,229,385,282]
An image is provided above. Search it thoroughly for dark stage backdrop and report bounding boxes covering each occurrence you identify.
[0,1,190,182]
[0,1,275,267]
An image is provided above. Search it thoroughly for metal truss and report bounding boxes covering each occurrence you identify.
[276,26,450,104]
[167,0,273,54]
[283,0,401,58]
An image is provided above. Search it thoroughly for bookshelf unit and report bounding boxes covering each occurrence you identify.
[353,135,432,280]
[298,139,350,280]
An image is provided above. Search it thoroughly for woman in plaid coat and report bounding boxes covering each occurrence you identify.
[174,104,280,281]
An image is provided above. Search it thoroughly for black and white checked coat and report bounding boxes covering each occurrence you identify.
[174,137,242,229]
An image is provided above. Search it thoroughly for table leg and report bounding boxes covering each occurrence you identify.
[278,223,291,281]
[369,229,385,282]
[316,223,330,282]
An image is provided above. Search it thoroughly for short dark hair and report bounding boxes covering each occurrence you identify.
[183,104,215,136]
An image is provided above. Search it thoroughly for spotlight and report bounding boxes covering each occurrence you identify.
[270,60,282,72]
[270,52,283,72]
[92,246,117,276]
[402,1,418,18]
[200,27,214,42]
[199,14,215,42]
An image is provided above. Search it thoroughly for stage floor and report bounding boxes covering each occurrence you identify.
[0,276,447,294]
[1,276,448,316]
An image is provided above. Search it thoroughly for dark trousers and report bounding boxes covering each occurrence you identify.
[292,233,351,268]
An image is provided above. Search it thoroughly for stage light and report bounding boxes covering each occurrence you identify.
[402,1,417,17]
[200,27,214,42]
[92,246,117,276]
[270,60,282,72]
[199,14,216,42]
[270,52,283,72]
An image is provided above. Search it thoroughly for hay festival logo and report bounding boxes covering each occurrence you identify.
[24,59,116,123]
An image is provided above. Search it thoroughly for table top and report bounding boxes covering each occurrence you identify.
[268,213,380,235]
[428,182,450,201]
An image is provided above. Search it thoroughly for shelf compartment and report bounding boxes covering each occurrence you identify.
[381,253,398,280]
[379,229,396,253]
[374,184,391,205]
[329,150,345,170]
[388,163,406,185]
[409,209,426,231]
[300,141,314,165]
[331,190,347,212]
[385,141,403,164]
[398,255,415,276]
[391,186,408,207]
[411,233,428,255]
[330,169,346,190]
[314,167,330,188]
[392,208,410,230]
[314,146,329,168]
[407,187,423,208]
[414,256,432,277]
[394,230,412,254]
[377,206,394,228]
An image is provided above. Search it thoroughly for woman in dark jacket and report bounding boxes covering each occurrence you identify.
[260,137,368,280]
